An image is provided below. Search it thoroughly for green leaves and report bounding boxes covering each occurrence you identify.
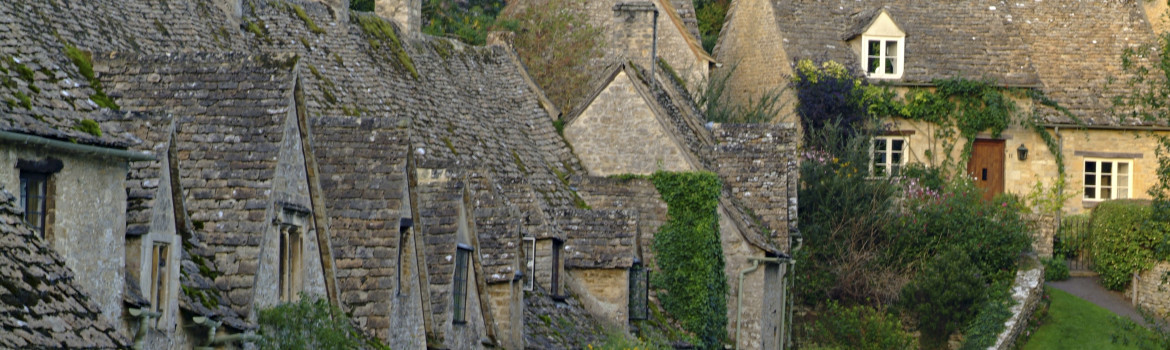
[257,295,379,350]
[1088,200,1161,290]
[649,171,727,349]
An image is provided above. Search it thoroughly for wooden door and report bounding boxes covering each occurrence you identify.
[967,140,1005,201]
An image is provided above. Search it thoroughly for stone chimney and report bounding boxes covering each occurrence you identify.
[376,0,421,35]
[612,2,659,75]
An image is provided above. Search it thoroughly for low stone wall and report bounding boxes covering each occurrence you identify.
[1132,261,1170,317]
[1028,214,1056,259]
[990,256,1045,350]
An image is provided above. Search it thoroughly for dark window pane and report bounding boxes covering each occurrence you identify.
[1085,161,1096,173]
[1102,162,1113,173]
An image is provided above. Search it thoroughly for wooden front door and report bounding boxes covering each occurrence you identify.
[967,139,1005,201]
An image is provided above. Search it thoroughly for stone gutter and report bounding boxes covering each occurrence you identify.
[989,255,1045,350]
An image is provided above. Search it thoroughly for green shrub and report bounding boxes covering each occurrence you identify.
[901,163,945,192]
[649,171,727,349]
[1043,255,1070,281]
[958,280,1014,350]
[796,125,902,304]
[1088,200,1160,290]
[900,248,986,350]
[499,0,604,115]
[257,295,385,350]
[803,301,915,350]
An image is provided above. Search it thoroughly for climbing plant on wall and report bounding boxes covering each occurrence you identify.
[649,171,727,349]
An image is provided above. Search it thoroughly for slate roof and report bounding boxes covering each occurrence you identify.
[0,0,242,148]
[95,111,175,237]
[97,51,299,316]
[770,0,1040,87]
[467,171,523,283]
[1012,0,1159,125]
[310,115,410,338]
[553,208,638,269]
[0,188,128,349]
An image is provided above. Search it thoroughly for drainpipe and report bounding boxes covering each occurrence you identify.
[128,308,162,350]
[735,256,790,350]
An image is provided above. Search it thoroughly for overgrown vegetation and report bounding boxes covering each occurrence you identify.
[257,295,387,350]
[792,64,1034,348]
[694,0,729,52]
[801,301,915,350]
[698,64,786,123]
[72,119,102,137]
[498,0,604,115]
[422,0,505,45]
[649,171,727,349]
[63,43,119,110]
[354,12,419,79]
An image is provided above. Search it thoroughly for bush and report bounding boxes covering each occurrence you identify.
[899,248,985,350]
[422,0,505,45]
[257,295,381,350]
[802,301,915,350]
[649,171,727,349]
[499,0,604,115]
[796,125,902,304]
[1043,255,1070,281]
[957,280,1014,350]
[1088,200,1161,290]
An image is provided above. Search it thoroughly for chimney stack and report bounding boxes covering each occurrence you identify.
[613,2,659,76]
[376,0,421,35]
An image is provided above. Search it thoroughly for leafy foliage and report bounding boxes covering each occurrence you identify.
[257,295,385,350]
[899,248,985,349]
[499,0,604,115]
[649,171,727,349]
[1088,200,1160,290]
[957,280,1014,350]
[697,64,787,123]
[350,0,373,12]
[796,125,902,304]
[1111,31,1170,123]
[802,301,915,350]
[1043,255,1070,281]
[791,60,885,146]
[694,0,729,52]
[422,0,505,45]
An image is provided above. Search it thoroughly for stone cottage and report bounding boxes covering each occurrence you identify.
[716,0,1170,215]
[563,56,801,348]
[0,0,801,349]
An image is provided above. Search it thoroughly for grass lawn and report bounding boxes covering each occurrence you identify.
[1022,287,1164,350]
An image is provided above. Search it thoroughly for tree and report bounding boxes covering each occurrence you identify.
[496,0,604,115]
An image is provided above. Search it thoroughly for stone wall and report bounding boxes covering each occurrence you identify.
[565,70,696,176]
[612,2,658,75]
[1029,215,1056,259]
[1132,261,1170,318]
[376,0,422,35]
[712,123,799,246]
[0,146,129,331]
[487,282,525,350]
[581,0,710,86]
[713,0,798,124]
[717,205,770,350]
[990,256,1044,350]
[566,269,630,326]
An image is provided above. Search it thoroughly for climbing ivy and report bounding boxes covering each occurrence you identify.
[889,78,1018,173]
[649,171,727,349]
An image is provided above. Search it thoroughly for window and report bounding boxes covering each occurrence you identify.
[452,244,473,324]
[871,136,907,177]
[863,37,904,79]
[551,238,563,298]
[1084,159,1132,201]
[523,237,535,292]
[278,222,303,302]
[19,171,48,236]
[149,242,170,327]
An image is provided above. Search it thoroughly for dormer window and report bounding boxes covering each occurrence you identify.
[863,37,903,78]
[856,10,905,79]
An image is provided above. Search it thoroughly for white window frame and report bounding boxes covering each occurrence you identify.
[1083,158,1133,201]
[862,35,905,79]
[870,136,908,177]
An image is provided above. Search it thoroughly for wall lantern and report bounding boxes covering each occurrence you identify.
[1017,144,1028,161]
[628,258,649,321]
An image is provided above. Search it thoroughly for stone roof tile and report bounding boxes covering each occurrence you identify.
[0,188,129,349]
